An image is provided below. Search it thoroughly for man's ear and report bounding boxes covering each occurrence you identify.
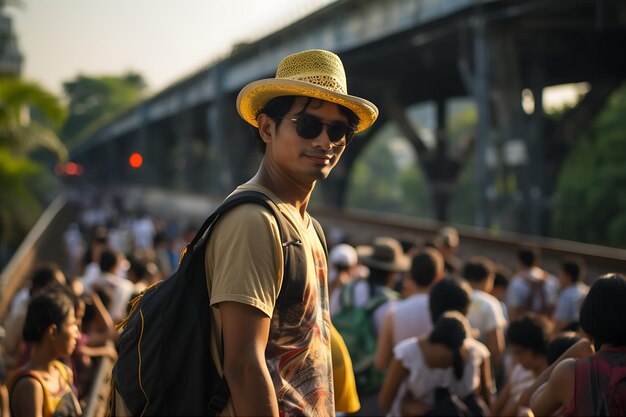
[49,324,58,337]
[257,114,274,144]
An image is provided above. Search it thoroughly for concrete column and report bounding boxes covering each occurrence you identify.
[472,11,493,229]
[528,64,545,235]
[207,62,233,197]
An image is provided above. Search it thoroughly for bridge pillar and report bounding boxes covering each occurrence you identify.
[134,106,150,186]
[207,62,234,197]
[169,112,192,191]
[472,10,494,229]
[528,63,547,236]
[491,30,544,234]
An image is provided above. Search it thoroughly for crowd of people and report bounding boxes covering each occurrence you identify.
[1,213,623,417]
[0,48,625,417]
[0,200,186,417]
[325,227,626,416]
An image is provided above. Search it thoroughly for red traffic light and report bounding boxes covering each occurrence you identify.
[55,162,84,176]
[129,152,143,168]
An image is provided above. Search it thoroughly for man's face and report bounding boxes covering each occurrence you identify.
[262,97,348,183]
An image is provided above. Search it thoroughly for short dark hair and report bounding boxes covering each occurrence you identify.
[493,267,511,289]
[30,264,65,296]
[410,248,443,288]
[23,291,74,343]
[429,277,473,323]
[517,247,540,267]
[579,273,626,348]
[546,333,581,365]
[99,248,119,273]
[368,267,393,287]
[506,312,552,355]
[462,256,495,283]
[560,258,584,283]
[256,96,360,153]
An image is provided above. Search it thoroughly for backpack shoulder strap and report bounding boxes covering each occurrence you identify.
[365,287,398,315]
[520,272,548,313]
[339,280,359,311]
[190,190,292,416]
[607,363,626,415]
[310,217,328,257]
[188,190,288,252]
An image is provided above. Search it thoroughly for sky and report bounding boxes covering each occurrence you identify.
[9,0,335,96]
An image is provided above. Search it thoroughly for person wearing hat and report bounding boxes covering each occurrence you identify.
[333,236,408,416]
[328,243,359,313]
[204,49,378,417]
[374,247,446,372]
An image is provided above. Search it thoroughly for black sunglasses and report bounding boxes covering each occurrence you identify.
[275,114,354,146]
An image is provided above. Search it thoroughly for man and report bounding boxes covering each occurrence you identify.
[205,50,378,417]
[90,248,134,323]
[554,257,589,331]
[374,247,444,371]
[463,256,507,365]
[506,247,559,322]
[340,236,408,333]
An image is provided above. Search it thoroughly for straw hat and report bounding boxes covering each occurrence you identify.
[236,49,378,133]
[357,237,410,273]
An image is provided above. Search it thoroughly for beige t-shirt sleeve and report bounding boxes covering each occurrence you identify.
[205,203,283,317]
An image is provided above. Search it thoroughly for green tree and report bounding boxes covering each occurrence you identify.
[552,82,626,248]
[61,72,146,147]
[347,124,405,213]
[0,77,67,253]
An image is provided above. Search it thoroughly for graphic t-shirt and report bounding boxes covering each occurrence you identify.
[205,183,334,417]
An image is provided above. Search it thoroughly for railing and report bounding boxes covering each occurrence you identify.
[0,196,79,321]
[83,343,115,417]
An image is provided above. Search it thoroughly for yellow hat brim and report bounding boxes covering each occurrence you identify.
[236,78,379,134]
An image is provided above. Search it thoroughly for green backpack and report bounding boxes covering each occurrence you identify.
[333,280,399,395]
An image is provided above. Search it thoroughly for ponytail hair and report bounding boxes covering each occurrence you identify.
[428,310,469,380]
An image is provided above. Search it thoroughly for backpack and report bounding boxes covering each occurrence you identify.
[605,364,626,416]
[574,349,626,416]
[109,190,327,416]
[521,271,554,318]
[332,280,398,395]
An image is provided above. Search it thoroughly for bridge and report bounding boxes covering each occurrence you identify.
[2,3,626,414]
[69,0,626,235]
[70,0,626,234]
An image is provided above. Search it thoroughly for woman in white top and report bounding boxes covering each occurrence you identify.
[379,311,492,416]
